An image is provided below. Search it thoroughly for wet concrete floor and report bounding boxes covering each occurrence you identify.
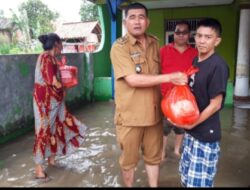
[0,101,249,187]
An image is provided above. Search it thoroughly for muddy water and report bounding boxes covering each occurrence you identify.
[0,101,249,187]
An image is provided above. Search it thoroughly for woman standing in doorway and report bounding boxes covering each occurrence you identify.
[33,33,87,180]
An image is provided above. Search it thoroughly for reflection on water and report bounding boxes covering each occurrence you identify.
[221,105,250,141]
[234,107,248,127]
[0,101,249,187]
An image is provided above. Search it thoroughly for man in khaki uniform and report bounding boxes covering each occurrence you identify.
[110,2,187,187]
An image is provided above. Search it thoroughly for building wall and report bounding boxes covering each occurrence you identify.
[0,53,89,144]
[92,3,122,77]
[0,4,115,143]
[145,2,241,106]
[93,2,237,104]
[0,1,239,143]
[147,2,238,83]
[93,4,112,78]
[92,4,119,101]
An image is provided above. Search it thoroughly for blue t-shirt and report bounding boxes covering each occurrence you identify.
[187,53,229,142]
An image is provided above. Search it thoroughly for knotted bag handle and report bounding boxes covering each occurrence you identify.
[185,65,199,76]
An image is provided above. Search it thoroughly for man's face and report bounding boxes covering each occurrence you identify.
[124,8,149,38]
[174,24,190,46]
[195,26,221,55]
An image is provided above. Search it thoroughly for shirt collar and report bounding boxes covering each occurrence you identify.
[126,33,154,46]
[170,42,193,51]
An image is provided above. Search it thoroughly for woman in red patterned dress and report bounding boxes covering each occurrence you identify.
[33,33,87,179]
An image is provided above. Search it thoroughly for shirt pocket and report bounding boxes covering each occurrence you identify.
[150,56,160,74]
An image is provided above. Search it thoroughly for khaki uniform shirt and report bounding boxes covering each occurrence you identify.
[110,33,162,127]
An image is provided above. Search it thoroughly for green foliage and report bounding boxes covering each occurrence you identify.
[0,44,25,55]
[2,0,59,54]
[0,41,42,55]
[10,9,32,53]
[9,47,20,54]
[79,0,99,22]
[19,0,59,39]
[33,43,43,53]
[0,9,4,18]
[0,44,12,54]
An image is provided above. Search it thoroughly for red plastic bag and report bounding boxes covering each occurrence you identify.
[161,66,199,126]
[58,56,78,88]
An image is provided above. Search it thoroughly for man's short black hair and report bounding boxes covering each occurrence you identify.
[197,18,222,37]
[175,20,191,32]
[124,2,148,18]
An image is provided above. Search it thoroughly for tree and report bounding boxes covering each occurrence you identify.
[79,0,99,22]
[10,9,32,52]
[0,10,4,19]
[19,0,59,39]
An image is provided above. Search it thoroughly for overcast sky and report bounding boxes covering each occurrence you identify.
[1,0,83,22]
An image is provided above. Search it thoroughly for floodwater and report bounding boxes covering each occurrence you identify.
[0,101,249,187]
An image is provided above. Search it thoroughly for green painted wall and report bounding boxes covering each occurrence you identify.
[92,4,122,101]
[93,4,112,78]
[92,1,243,105]
[94,77,112,101]
[93,4,123,78]
[147,2,238,83]
[225,81,234,107]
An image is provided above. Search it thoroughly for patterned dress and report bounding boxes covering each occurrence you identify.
[33,52,87,165]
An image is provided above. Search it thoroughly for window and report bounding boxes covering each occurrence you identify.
[164,18,201,47]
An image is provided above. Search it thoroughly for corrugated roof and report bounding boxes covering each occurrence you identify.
[55,21,100,40]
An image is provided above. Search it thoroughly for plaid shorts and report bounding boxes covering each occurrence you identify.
[179,133,220,187]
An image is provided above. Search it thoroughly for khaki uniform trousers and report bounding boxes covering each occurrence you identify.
[116,121,163,170]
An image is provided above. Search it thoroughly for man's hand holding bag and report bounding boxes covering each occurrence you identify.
[161,66,200,127]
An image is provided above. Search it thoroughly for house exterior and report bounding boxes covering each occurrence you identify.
[55,21,101,53]
[0,18,15,43]
[88,0,250,104]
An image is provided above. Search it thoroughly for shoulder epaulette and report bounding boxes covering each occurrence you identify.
[116,36,129,45]
[148,33,159,41]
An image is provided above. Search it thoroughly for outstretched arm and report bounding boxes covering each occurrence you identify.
[124,72,187,88]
